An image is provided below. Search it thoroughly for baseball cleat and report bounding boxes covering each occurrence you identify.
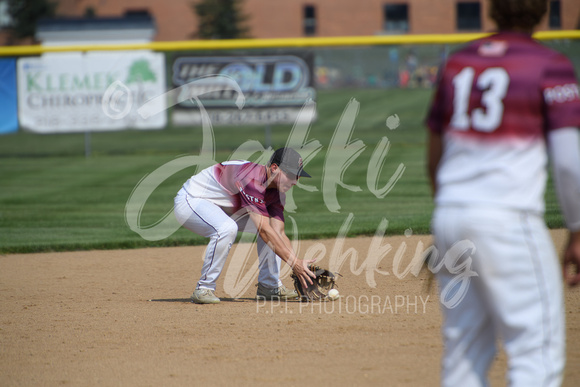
[191,289,220,304]
[256,283,299,300]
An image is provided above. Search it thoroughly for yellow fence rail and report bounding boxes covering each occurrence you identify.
[1,30,579,56]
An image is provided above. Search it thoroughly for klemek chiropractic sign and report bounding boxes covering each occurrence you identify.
[17,52,166,133]
[171,54,316,126]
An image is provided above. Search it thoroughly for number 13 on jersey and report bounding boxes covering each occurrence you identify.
[450,67,510,133]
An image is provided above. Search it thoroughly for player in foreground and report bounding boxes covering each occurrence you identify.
[426,0,580,385]
[174,147,316,304]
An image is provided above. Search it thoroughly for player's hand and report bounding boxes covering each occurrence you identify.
[292,259,316,289]
[563,231,580,287]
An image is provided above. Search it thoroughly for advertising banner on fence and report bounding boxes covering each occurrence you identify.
[17,52,166,133]
[171,54,316,126]
[0,58,18,134]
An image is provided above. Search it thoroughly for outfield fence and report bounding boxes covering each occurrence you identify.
[1,30,579,55]
[1,31,579,139]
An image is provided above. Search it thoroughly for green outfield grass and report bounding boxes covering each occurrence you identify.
[0,88,564,254]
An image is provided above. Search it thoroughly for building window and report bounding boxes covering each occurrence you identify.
[303,5,316,36]
[549,0,561,29]
[383,4,409,32]
[0,0,12,28]
[456,2,481,31]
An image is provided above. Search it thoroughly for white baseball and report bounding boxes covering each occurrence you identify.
[327,289,339,300]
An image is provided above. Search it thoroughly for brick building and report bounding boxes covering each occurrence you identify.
[0,0,578,44]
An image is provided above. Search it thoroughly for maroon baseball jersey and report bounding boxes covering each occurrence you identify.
[182,160,285,221]
[426,31,580,212]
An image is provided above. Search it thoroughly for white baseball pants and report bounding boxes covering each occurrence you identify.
[174,188,283,292]
[432,205,565,387]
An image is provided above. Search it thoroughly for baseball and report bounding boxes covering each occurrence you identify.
[327,289,339,300]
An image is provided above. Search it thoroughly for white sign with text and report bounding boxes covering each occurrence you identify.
[17,51,166,133]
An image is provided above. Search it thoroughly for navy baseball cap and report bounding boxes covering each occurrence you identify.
[269,148,311,178]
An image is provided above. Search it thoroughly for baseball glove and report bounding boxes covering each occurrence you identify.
[291,264,339,301]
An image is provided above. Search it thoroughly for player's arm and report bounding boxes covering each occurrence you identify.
[427,130,443,197]
[268,216,294,252]
[247,211,315,287]
[547,127,580,286]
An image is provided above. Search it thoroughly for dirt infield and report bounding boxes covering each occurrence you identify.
[1,230,578,386]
